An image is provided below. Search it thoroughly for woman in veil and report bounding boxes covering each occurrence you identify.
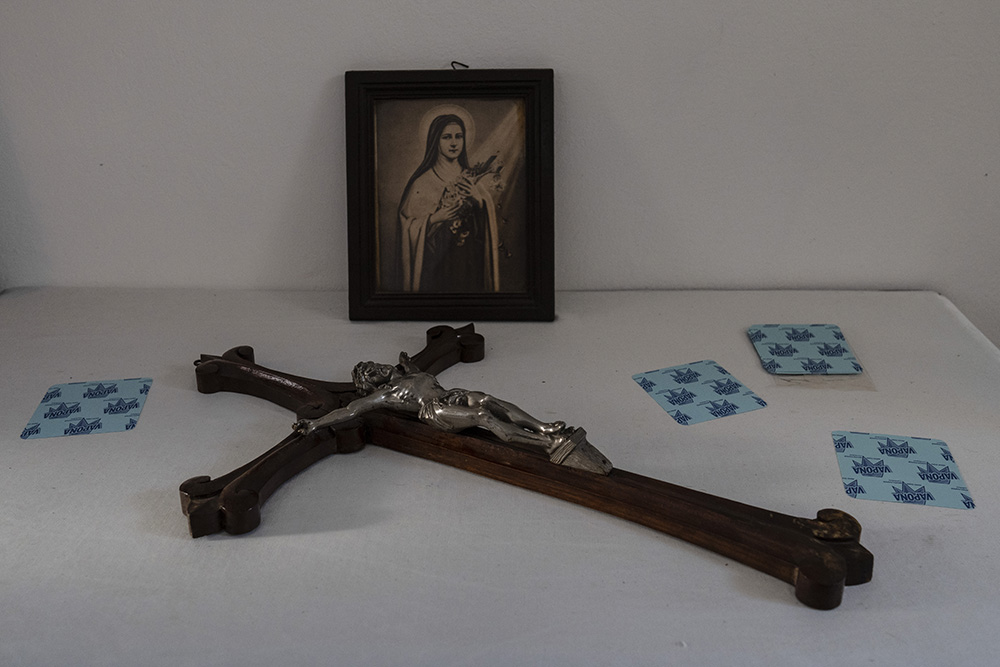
[397,113,500,293]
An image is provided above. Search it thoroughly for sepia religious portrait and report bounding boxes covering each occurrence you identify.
[346,69,553,321]
[375,98,527,295]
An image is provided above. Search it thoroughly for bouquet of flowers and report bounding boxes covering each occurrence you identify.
[439,154,504,221]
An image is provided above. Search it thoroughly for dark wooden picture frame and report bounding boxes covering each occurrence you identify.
[346,69,554,321]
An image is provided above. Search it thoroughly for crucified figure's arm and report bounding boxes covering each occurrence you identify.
[293,389,392,436]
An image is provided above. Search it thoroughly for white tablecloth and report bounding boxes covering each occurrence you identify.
[1,288,996,666]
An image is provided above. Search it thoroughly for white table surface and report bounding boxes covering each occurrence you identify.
[1,288,997,666]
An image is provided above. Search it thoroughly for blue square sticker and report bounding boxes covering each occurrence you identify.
[20,378,153,439]
[833,431,974,509]
[633,360,767,425]
[748,324,862,375]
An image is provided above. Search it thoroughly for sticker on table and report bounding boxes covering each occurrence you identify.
[747,324,862,375]
[633,361,767,425]
[832,431,974,509]
[20,378,153,439]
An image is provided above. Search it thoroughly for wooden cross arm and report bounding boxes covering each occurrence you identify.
[356,412,872,610]
[181,408,871,609]
[180,324,485,535]
[192,324,484,419]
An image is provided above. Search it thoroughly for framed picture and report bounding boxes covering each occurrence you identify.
[345,69,554,321]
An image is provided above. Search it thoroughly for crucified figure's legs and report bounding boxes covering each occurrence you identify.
[463,392,565,435]
[418,392,567,455]
[418,396,609,474]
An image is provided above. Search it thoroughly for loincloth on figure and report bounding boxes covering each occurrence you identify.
[417,388,481,431]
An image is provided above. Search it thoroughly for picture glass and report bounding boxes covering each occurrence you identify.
[373,98,528,295]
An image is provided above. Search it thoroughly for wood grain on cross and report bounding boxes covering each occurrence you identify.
[179,324,872,610]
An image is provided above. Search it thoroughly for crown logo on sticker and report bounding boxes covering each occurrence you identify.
[83,383,119,399]
[670,368,701,384]
[64,418,102,436]
[706,400,739,418]
[104,398,140,415]
[663,388,696,405]
[785,328,815,341]
[816,343,848,357]
[917,463,959,484]
[45,402,81,419]
[671,410,692,425]
[892,481,934,505]
[843,479,866,498]
[708,379,741,396]
[852,456,892,478]
[800,358,833,374]
[877,438,917,458]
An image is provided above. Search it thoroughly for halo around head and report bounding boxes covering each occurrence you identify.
[418,104,475,149]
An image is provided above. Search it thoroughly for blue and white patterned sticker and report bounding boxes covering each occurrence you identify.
[20,378,153,439]
[747,324,862,375]
[833,431,974,509]
[632,360,767,425]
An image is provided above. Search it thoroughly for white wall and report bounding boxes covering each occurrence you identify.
[1,2,998,341]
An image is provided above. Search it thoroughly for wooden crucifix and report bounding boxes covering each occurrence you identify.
[180,324,872,610]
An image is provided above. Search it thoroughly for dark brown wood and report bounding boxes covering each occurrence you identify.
[361,411,872,610]
[180,324,484,536]
[180,428,364,538]
[180,325,872,609]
